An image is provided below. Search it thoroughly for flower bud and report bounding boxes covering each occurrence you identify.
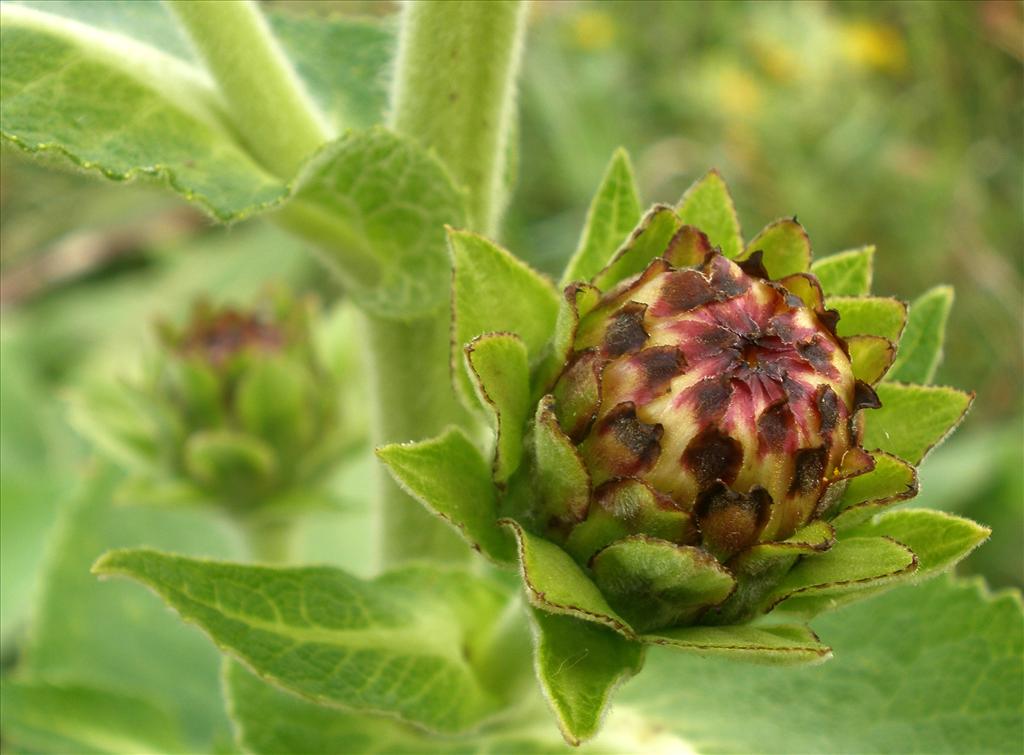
[82,290,345,511]
[530,230,881,630]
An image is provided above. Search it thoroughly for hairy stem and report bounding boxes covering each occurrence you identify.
[166,0,330,179]
[364,314,472,566]
[369,0,528,567]
[390,0,527,237]
[239,516,294,564]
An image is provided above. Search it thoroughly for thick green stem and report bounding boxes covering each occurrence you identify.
[368,0,528,567]
[166,0,330,178]
[363,314,471,566]
[390,0,527,237]
[239,515,294,564]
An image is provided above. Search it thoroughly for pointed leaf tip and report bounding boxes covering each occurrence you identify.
[531,610,644,746]
[562,148,643,286]
[378,428,514,563]
[862,383,974,465]
[886,285,954,385]
[677,170,743,259]
[449,230,559,407]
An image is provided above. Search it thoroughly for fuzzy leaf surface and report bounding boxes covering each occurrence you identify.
[830,296,907,341]
[226,660,610,755]
[810,246,874,296]
[0,2,394,220]
[93,550,509,734]
[19,465,239,752]
[886,286,954,384]
[561,148,642,286]
[644,623,831,666]
[847,509,989,580]
[591,205,680,290]
[0,680,186,755]
[832,451,917,530]
[377,428,514,564]
[450,230,559,402]
[768,536,917,609]
[502,519,633,637]
[619,575,1024,753]
[862,383,973,465]
[287,127,466,319]
[531,610,644,746]
[676,170,742,258]
[743,218,812,278]
[0,2,285,221]
[465,333,531,484]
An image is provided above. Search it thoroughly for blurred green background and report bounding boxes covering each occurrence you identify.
[2,0,1021,669]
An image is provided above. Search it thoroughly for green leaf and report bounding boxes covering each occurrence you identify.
[862,383,974,465]
[644,623,831,666]
[531,610,644,746]
[285,127,466,319]
[620,575,1024,754]
[93,550,510,734]
[531,396,591,525]
[886,285,954,385]
[831,451,918,531]
[810,245,874,296]
[377,428,514,564]
[561,147,642,286]
[847,509,990,580]
[449,229,559,403]
[0,330,80,649]
[676,169,742,259]
[0,680,187,755]
[22,464,239,751]
[590,536,735,632]
[846,334,896,384]
[829,296,907,341]
[767,536,917,610]
[706,520,836,624]
[465,333,531,484]
[533,283,601,396]
[743,218,811,278]
[267,11,393,132]
[227,659,588,755]
[183,430,277,489]
[0,3,286,221]
[591,204,681,291]
[501,519,634,638]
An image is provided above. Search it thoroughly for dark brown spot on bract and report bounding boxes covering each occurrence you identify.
[757,399,794,452]
[816,384,840,434]
[656,269,716,314]
[695,482,773,558]
[705,254,749,297]
[818,308,841,337]
[696,325,736,352]
[738,250,770,280]
[790,446,827,495]
[603,302,649,357]
[600,402,663,472]
[683,427,743,487]
[633,346,686,394]
[690,376,733,424]
[853,379,882,410]
[768,315,797,344]
[797,336,832,372]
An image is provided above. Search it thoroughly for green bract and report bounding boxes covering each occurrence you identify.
[381,155,987,744]
[71,290,346,514]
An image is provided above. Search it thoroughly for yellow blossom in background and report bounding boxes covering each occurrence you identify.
[841,21,907,74]
[572,9,616,51]
[716,64,762,119]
